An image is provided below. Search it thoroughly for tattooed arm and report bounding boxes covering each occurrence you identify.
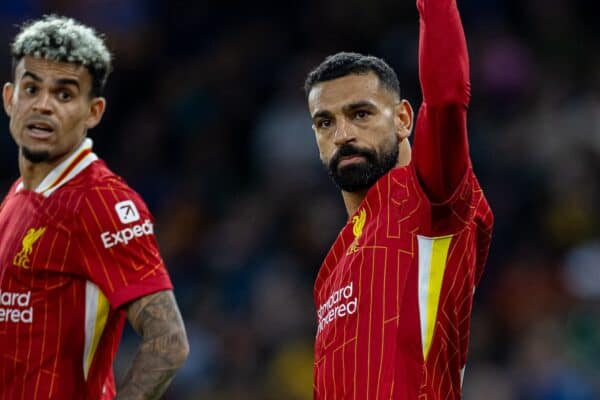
[116,290,189,400]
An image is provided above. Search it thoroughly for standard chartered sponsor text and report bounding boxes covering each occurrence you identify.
[0,290,33,323]
[317,281,357,334]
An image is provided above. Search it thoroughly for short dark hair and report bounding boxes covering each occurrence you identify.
[304,52,400,99]
[11,15,112,97]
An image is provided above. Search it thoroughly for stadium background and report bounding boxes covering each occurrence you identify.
[1,0,599,399]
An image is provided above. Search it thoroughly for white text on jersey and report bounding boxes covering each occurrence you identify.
[316,281,357,335]
[0,290,33,323]
[101,219,154,249]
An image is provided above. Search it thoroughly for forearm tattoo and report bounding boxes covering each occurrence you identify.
[116,290,189,400]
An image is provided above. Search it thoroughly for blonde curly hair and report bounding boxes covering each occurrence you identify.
[11,15,112,96]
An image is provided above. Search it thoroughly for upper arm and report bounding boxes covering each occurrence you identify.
[75,183,173,308]
[126,290,187,340]
[413,103,470,204]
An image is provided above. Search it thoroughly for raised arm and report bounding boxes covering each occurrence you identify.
[116,290,189,400]
[413,0,470,203]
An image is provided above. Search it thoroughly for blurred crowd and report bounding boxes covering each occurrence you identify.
[1,0,599,399]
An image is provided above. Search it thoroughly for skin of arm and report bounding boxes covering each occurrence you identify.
[116,290,189,400]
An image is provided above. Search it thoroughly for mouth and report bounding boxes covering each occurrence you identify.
[26,121,55,139]
[337,154,366,168]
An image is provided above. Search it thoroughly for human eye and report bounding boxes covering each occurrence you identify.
[354,110,371,120]
[56,89,73,101]
[23,84,38,96]
[317,118,332,129]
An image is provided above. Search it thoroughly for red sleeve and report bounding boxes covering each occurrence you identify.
[413,0,471,204]
[75,183,173,309]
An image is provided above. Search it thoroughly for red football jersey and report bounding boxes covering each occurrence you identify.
[313,165,493,399]
[313,0,494,398]
[0,139,173,400]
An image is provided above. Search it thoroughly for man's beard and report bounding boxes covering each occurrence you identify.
[327,140,399,192]
[22,146,51,164]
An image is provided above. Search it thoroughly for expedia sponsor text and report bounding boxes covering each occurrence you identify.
[101,219,154,249]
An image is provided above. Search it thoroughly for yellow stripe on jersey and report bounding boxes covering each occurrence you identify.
[417,235,453,360]
[83,281,110,380]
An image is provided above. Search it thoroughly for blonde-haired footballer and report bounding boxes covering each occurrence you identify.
[0,15,188,400]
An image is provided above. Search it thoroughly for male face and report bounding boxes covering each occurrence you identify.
[308,72,412,192]
[2,56,105,164]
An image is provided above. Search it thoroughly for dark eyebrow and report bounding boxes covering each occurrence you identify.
[22,71,42,82]
[56,78,80,90]
[344,101,377,112]
[21,71,80,90]
[312,110,334,121]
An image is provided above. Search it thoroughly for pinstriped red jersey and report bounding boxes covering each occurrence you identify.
[0,139,172,400]
[313,164,492,400]
[313,0,493,398]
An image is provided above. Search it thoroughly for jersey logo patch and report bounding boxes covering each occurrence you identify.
[115,200,140,224]
[13,227,46,269]
[347,208,366,255]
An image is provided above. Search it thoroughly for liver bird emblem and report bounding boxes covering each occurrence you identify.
[347,208,366,254]
[13,227,46,269]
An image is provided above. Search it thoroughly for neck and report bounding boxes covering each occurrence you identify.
[397,138,411,168]
[19,155,51,191]
[18,145,79,191]
[341,189,368,217]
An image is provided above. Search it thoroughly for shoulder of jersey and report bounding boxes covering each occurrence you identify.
[64,160,133,195]
[6,178,23,197]
[54,159,145,215]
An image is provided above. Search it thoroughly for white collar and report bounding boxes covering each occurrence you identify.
[16,138,98,197]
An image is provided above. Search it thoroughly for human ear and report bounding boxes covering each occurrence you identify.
[394,99,413,140]
[86,97,106,129]
[3,82,14,117]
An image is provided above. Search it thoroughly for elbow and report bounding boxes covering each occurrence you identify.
[180,334,190,365]
[422,81,471,108]
[148,327,189,369]
[172,329,190,368]
[419,63,471,107]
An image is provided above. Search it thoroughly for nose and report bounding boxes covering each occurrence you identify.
[32,91,53,115]
[333,118,355,146]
